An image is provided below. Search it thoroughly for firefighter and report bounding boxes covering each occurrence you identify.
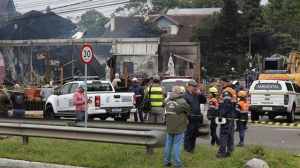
[216,91,236,158]
[207,87,220,146]
[144,75,164,123]
[236,90,249,147]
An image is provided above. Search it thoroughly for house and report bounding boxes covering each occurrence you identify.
[103,16,160,79]
[103,8,221,80]
[0,0,16,18]
[154,8,221,80]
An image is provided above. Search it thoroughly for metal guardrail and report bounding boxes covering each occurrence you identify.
[0,122,165,154]
[0,119,166,131]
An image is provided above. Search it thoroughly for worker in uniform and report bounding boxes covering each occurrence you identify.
[236,90,249,147]
[207,87,219,146]
[164,86,191,168]
[216,91,236,158]
[184,80,207,153]
[144,76,164,123]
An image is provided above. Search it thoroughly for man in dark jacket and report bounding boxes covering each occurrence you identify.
[164,86,191,168]
[217,91,236,158]
[183,80,207,153]
[129,78,144,122]
[11,85,25,118]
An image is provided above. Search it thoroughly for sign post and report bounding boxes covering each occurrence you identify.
[80,44,94,128]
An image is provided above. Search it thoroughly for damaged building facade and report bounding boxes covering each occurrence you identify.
[104,8,221,81]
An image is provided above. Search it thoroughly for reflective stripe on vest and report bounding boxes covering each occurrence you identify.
[149,86,163,107]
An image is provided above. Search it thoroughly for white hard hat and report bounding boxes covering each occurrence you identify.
[132,77,138,81]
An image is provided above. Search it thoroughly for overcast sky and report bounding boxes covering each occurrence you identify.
[14,0,269,21]
[14,0,122,22]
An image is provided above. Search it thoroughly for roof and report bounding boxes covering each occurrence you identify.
[0,0,16,16]
[102,16,160,38]
[167,8,221,15]
[158,15,210,42]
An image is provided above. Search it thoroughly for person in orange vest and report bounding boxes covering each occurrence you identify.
[236,90,250,147]
[207,87,220,146]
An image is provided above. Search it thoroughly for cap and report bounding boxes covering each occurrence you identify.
[132,77,138,82]
[188,80,198,87]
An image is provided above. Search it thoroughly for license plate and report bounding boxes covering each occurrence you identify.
[262,107,272,111]
[112,108,122,112]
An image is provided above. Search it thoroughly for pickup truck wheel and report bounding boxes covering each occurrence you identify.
[114,116,128,122]
[44,105,55,120]
[268,115,275,120]
[287,106,295,123]
[251,111,259,121]
[99,114,108,121]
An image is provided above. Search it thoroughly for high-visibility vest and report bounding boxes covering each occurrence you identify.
[148,86,164,107]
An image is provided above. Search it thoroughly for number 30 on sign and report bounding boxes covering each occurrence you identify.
[80,44,94,64]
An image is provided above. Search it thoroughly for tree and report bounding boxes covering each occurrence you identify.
[115,0,223,15]
[263,0,300,48]
[78,10,108,37]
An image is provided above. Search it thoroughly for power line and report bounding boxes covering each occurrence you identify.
[8,0,129,22]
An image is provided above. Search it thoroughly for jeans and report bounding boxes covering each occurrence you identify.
[218,121,235,156]
[210,119,219,145]
[164,133,184,168]
[13,109,25,118]
[75,111,85,122]
[184,117,201,152]
[238,121,247,144]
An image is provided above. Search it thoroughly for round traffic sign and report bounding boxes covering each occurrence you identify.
[80,44,94,64]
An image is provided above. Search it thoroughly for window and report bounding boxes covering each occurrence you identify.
[70,83,79,93]
[285,83,294,92]
[61,84,71,95]
[87,81,113,92]
[254,83,282,90]
[293,84,300,93]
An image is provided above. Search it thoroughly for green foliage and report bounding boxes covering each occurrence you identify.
[116,0,223,15]
[78,10,108,37]
[0,137,299,168]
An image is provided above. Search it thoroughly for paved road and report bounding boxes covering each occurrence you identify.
[199,125,300,153]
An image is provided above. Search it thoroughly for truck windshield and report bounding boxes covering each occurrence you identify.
[162,81,189,93]
[87,82,113,92]
[254,83,282,90]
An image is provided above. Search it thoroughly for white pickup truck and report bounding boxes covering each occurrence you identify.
[44,80,136,121]
[249,80,300,122]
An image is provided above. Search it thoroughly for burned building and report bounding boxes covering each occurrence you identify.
[103,16,160,79]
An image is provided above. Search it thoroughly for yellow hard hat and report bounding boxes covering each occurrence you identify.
[209,87,218,93]
[238,91,248,98]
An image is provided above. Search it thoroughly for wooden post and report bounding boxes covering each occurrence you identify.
[124,63,128,88]
[22,136,29,145]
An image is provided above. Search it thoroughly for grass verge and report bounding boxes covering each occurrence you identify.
[0,137,299,168]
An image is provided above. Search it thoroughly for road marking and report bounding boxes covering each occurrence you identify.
[277,128,299,131]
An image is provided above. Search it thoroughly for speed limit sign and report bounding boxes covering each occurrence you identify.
[80,44,94,64]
